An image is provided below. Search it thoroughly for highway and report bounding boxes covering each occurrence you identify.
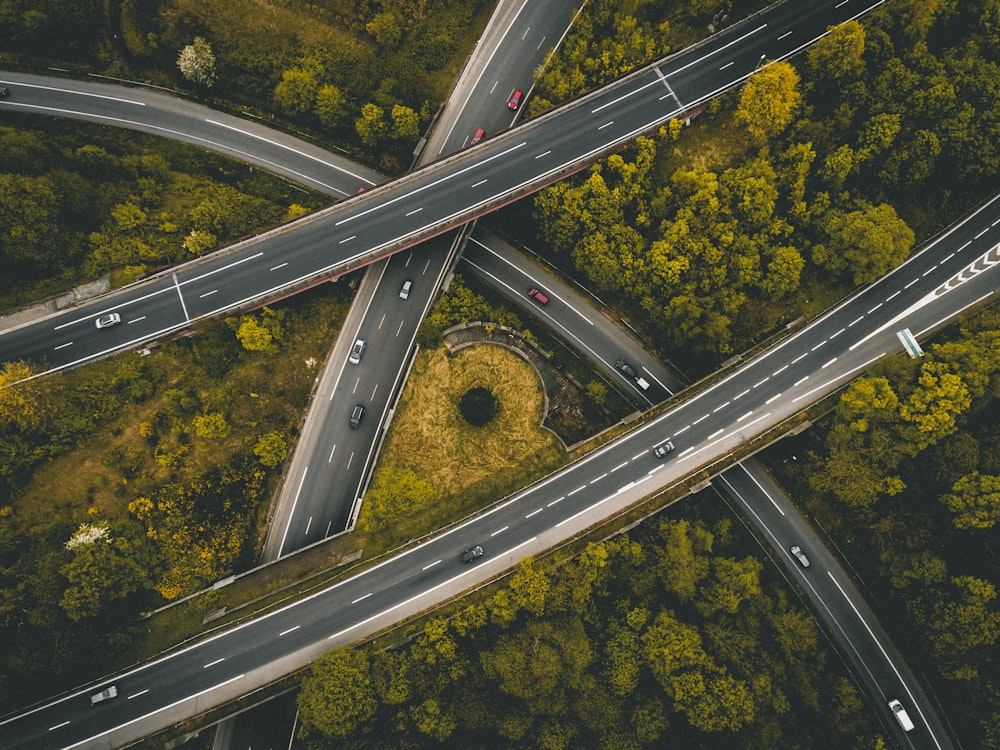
[0,0,886,376]
[3,166,994,749]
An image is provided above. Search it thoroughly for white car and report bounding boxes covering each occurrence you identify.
[95,313,121,329]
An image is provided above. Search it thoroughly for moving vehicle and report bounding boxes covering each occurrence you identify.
[90,686,118,705]
[399,279,413,300]
[349,404,365,429]
[349,338,366,364]
[888,699,915,732]
[615,358,638,378]
[95,313,121,329]
[461,545,484,563]
[653,439,675,458]
[470,128,485,145]
[508,90,523,110]
[527,287,549,305]
[790,545,811,568]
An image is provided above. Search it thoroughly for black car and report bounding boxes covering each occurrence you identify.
[460,545,484,563]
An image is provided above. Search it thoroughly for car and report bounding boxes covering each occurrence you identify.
[0,86,8,98]
[888,699,915,732]
[349,337,366,365]
[470,128,485,145]
[653,439,675,458]
[90,686,118,704]
[508,89,523,110]
[349,404,365,429]
[790,545,811,568]
[95,312,121,329]
[615,358,638,379]
[399,279,413,300]
[527,287,549,305]
[461,545,484,563]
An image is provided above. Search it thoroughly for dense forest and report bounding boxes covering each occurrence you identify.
[296,501,881,749]
[525,0,1000,369]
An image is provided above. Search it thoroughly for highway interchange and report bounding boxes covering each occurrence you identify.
[0,0,989,747]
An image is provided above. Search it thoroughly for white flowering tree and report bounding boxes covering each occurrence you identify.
[177,37,217,87]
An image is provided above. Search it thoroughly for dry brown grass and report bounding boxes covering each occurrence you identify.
[382,345,561,493]
[168,0,369,52]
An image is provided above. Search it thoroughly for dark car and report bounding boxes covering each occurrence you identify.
[470,128,485,145]
[653,439,675,458]
[790,545,810,568]
[508,90,523,110]
[615,358,638,379]
[460,545,484,563]
[527,287,549,305]
[95,312,122,329]
[349,404,365,429]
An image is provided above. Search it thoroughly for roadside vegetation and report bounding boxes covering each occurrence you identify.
[0,284,352,707]
[508,1,1000,374]
[299,495,882,749]
[770,309,1000,748]
[0,0,494,172]
[358,344,565,546]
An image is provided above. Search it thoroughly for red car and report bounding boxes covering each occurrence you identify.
[527,287,549,305]
[470,128,485,145]
[508,90,523,110]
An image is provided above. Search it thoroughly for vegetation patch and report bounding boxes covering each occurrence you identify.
[358,345,565,540]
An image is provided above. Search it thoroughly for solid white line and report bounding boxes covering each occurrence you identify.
[279,626,300,637]
[490,526,509,537]
[203,658,225,669]
[173,273,190,321]
[422,559,441,571]
[352,593,372,604]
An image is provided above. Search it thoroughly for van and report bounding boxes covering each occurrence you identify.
[888,699,914,732]
[90,686,118,704]
[349,404,365,429]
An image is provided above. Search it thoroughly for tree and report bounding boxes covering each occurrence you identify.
[253,432,287,469]
[177,37,216,87]
[942,472,1000,530]
[806,20,866,81]
[814,202,915,285]
[298,648,377,738]
[314,84,346,128]
[274,68,319,115]
[736,61,802,143]
[355,103,388,147]
[367,12,403,48]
